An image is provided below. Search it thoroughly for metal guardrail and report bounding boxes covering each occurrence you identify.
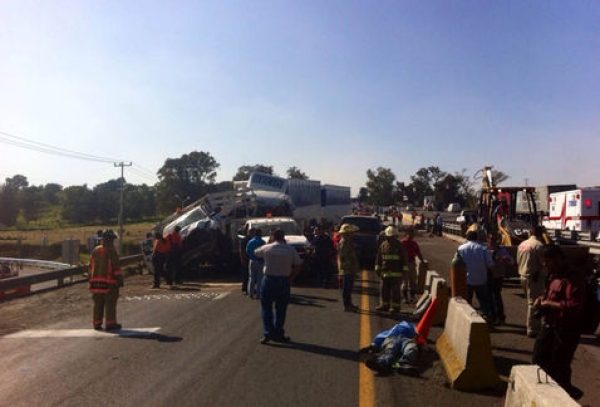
[0,257,72,270]
[441,221,600,255]
[442,221,463,236]
[0,254,144,292]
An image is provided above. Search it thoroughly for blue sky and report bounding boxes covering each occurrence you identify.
[1,1,599,195]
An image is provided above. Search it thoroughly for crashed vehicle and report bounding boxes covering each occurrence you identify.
[158,188,296,276]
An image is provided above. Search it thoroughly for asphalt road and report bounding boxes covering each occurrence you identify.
[0,232,598,407]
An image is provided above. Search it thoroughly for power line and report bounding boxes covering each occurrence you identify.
[0,130,158,183]
[0,131,122,163]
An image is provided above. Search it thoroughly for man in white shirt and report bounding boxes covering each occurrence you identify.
[254,229,303,344]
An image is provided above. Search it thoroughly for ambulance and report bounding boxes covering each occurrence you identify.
[542,188,600,232]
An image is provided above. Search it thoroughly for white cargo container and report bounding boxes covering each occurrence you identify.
[542,188,600,232]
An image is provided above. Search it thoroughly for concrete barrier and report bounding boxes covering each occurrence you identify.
[504,365,579,407]
[429,275,449,325]
[415,258,428,294]
[422,270,449,325]
[436,297,501,391]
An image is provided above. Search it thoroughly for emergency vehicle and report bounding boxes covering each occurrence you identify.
[542,188,600,233]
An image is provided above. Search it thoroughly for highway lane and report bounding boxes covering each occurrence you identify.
[0,233,597,407]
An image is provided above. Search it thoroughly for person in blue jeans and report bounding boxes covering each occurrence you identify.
[487,233,514,325]
[246,228,265,299]
[457,228,497,323]
[361,320,419,375]
[254,229,303,344]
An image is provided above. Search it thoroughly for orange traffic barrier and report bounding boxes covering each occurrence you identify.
[415,296,438,345]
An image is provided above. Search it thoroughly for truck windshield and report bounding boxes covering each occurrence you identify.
[342,217,382,233]
[256,221,301,237]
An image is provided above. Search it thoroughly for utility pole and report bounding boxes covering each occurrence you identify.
[114,161,132,254]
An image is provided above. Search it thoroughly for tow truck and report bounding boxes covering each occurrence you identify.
[475,166,540,246]
[471,166,595,272]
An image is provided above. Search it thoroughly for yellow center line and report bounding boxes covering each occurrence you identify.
[359,269,375,407]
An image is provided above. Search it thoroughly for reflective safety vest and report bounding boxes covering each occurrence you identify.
[375,239,407,278]
[89,245,122,294]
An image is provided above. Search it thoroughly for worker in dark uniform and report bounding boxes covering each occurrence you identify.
[375,226,407,313]
[88,229,123,331]
[312,225,336,288]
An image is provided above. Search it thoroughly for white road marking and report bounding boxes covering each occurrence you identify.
[122,292,225,301]
[213,292,230,300]
[3,328,161,339]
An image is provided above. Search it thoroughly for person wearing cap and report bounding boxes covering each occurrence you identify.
[337,223,361,312]
[375,226,407,313]
[88,229,123,331]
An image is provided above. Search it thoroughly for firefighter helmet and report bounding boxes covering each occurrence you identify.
[338,223,359,234]
[384,226,399,237]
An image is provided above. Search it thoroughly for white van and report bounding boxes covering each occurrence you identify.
[446,203,462,213]
[238,217,311,259]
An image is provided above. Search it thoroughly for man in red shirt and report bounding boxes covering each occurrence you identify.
[532,244,585,400]
[401,227,426,304]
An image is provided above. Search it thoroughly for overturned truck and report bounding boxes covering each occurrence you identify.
[156,172,351,277]
[156,187,296,276]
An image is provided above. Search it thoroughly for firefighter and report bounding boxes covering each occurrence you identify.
[374,226,408,313]
[88,229,123,331]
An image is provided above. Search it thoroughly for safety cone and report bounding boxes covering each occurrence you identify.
[415,296,438,345]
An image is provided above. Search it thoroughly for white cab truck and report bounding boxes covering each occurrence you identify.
[542,188,600,233]
[238,217,311,259]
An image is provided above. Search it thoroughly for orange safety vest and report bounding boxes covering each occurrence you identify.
[153,238,171,254]
[88,246,122,294]
[167,232,182,252]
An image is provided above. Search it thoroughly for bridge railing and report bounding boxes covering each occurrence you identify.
[442,220,463,236]
[0,254,144,293]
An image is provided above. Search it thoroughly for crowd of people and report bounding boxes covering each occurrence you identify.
[237,222,429,314]
[86,215,589,398]
[454,224,586,399]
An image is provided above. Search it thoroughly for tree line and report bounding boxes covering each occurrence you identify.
[0,151,508,228]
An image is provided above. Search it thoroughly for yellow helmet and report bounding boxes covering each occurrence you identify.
[338,223,359,234]
[384,226,399,237]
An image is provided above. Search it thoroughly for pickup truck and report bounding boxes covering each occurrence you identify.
[237,217,312,259]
